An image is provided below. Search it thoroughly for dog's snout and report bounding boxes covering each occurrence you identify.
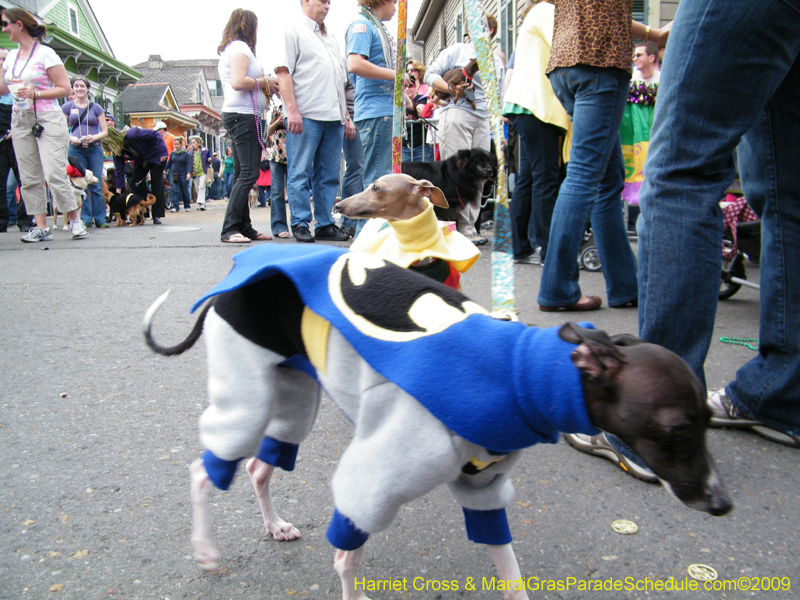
[709,494,733,517]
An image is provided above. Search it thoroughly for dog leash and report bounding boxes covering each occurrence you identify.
[720,337,759,351]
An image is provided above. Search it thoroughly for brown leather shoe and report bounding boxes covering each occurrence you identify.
[539,296,602,312]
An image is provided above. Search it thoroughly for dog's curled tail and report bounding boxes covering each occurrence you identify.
[143,290,213,356]
[142,194,157,207]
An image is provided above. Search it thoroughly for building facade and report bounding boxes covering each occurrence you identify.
[0,0,141,122]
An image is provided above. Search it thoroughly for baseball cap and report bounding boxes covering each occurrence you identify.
[155,121,167,130]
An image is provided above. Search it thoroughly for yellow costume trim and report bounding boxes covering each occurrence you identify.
[350,200,480,273]
[468,455,507,472]
[301,306,331,375]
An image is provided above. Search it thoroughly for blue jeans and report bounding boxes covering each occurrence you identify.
[507,113,563,261]
[637,0,800,435]
[171,177,191,209]
[69,143,106,226]
[221,112,262,239]
[258,185,269,207]
[340,126,364,230]
[537,66,638,308]
[358,116,393,190]
[285,118,343,229]
[223,171,233,198]
[356,116,393,235]
[270,161,288,235]
[402,143,434,163]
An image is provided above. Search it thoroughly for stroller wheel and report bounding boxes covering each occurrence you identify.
[719,252,745,300]
[580,246,603,272]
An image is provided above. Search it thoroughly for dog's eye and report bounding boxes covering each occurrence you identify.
[372,184,380,192]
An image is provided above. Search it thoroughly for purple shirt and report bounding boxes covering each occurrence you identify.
[62,101,105,137]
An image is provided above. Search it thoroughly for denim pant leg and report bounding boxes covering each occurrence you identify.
[310,120,344,229]
[638,0,800,399]
[341,127,364,230]
[286,119,324,228]
[356,116,392,234]
[591,134,638,306]
[538,66,634,307]
[508,114,534,258]
[0,138,12,226]
[269,161,289,235]
[728,48,800,434]
[73,144,106,225]
[359,116,393,190]
[221,112,261,239]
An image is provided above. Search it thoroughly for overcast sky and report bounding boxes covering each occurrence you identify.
[91,0,424,73]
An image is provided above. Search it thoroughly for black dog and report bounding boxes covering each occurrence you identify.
[402,148,496,228]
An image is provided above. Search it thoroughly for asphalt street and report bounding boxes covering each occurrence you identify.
[1,202,797,600]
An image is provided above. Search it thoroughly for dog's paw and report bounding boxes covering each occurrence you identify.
[269,520,301,541]
[191,537,221,571]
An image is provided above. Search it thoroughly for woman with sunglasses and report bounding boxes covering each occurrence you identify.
[62,75,108,228]
[0,7,85,242]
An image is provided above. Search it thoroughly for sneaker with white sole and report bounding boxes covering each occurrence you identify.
[69,219,87,239]
[708,388,800,447]
[20,226,53,243]
[564,432,658,482]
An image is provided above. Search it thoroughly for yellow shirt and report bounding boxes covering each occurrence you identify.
[504,3,570,131]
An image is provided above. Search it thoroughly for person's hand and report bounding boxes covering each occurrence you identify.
[286,108,303,135]
[70,135,82,146]
[344,118,356,141]
[186,173,191,181]
[268,77,280,97]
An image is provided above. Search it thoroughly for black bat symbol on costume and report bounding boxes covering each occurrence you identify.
[340,261,469,333]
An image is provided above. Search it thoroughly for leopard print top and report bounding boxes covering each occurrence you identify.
[547,0,633,74]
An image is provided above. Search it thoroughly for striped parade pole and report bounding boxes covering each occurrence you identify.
[462,0,515,313]
[392,0,408,173]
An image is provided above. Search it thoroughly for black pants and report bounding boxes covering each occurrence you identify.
[221,112,262,240]
[0,137,28,228]
[130,160,166,219]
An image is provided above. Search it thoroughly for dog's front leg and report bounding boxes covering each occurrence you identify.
[246,457,301,541]
[334,546,371,600]
[189,458,221,570]
[488,544,529,600]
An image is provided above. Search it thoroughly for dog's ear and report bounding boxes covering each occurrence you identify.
[610,334,644,347]
[558,323,625,383]
[412,180,448,208]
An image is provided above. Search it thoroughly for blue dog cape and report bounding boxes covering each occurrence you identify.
[194,245,598,454]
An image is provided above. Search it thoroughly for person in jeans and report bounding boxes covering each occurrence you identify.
[567,0,800,474]
[267,110,290,238]
[221,147,234,199]
[503,0,568,266]
[217,8,276,243]
[339,78,363,239]
[165,136,192,212]
[62,75,108,228]
[0,7,86,242]
[536,0,668,311]
[276,0,352,243]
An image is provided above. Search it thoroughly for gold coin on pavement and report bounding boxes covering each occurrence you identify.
[611,519,638,534]
[687,564,718,581]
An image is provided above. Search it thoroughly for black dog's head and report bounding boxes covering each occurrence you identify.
[559,323,732,517]
[454,148,497,183]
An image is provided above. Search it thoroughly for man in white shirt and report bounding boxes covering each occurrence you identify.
[276,0,355,243]
[632,41,660,85]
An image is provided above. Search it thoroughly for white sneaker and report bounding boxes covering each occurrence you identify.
[69,219,87,239]
[20,226,53,243]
